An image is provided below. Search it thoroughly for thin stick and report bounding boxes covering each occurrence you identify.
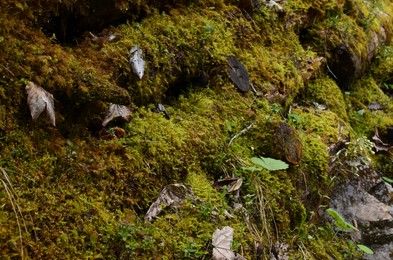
[228,121,255,147]
[1,179,24,259]
[250,83,260,97]
[1,64,15,77]
[1,167,28,259]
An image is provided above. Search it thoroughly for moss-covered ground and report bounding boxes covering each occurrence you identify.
[1,0,393,259]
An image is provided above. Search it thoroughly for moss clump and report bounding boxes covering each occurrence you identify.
[287,107,351,209]
[371,41,393,98]
[291,107,351,145]
[346,76,393,136]
[300,77,349,121]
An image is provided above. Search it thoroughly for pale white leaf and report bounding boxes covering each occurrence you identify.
[102,103,131,127]
[26,81,55,126]
[129,45,145,79]
[265,0,283,11]
[144,184,193,222]
[212,226,236,260]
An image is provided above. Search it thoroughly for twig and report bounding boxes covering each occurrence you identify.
[228,121,256,147]
[1,167,28,259]
[326,63,338,80]
[250,83,260,97]
[1,64,15,77]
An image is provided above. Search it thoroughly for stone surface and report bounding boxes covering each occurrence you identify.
[329,160,393,259]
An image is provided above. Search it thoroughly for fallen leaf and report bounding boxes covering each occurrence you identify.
[265,0,283,12]
[26,81,56,126]
[157,103,170,119]
[214,178,243,194]
[212,226,236,260]
[372,127,391,152]
[102,104,131,127]
[227,56,251,93]
[129,45,145,79]
[145,184,194,222]
[276,122,302,165]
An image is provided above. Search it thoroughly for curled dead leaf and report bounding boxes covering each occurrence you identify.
[145,184,194,222]
[214,178,243,194]
[26,81,56,126]
[372,127,392,152]
[102,104,131,127]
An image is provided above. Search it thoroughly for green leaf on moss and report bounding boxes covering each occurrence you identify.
[250,157,289,171]
[357,244,373,254]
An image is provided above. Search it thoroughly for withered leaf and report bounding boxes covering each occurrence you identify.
[129,45,145,80]
[214,178,243,194]
[212,226,236,260]
[276,122,302,165]
[26,81,56,126]
[372,127,391,152]
[157,103,170,119]
[227,56,251,93]
[145,184,194,222]
[102,104,131,127]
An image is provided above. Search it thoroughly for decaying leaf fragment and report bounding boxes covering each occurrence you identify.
[102,103,131,127]
[145,184,194,222]
[129,45,145,79]
[26,81,56,126]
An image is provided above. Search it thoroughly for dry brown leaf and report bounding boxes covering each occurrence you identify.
[144,184,194,222]
[227,56,251,93]
[25,81,56,126]
[102,103,131,127]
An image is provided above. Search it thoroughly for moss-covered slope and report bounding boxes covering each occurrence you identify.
[1,0,393,259]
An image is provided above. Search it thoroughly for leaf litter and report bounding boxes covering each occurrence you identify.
[26,81,56,126]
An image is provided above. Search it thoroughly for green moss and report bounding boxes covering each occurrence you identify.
[301,77,349,121]
[292,107,351,145]
[2,0,391,259]
[372,44,393,84]
[346,76,393,136]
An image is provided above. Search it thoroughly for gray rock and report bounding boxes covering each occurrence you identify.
[329,159,393,259]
